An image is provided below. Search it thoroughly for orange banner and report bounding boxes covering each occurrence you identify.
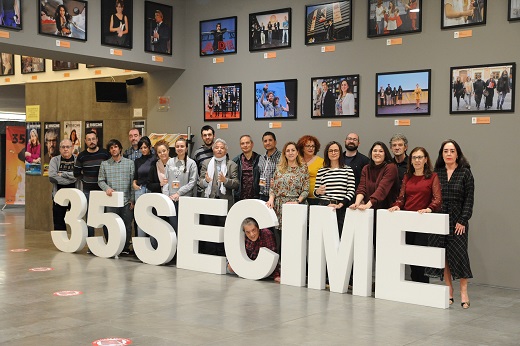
[5,126,26,205]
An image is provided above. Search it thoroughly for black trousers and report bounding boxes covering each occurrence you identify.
[406,231,429,283]
[52,202,69,231]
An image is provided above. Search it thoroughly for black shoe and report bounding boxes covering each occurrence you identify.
[86,250,92,255]
[120,250,131,256]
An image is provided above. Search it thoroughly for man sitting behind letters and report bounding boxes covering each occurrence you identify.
[227,217,281,283]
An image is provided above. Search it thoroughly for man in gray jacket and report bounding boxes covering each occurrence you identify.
[49,139,80,231]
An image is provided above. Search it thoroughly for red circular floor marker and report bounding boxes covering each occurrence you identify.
[29,267,54,272]
[10,248,29,252]
[53,290,83,297]
[92,338,133,345]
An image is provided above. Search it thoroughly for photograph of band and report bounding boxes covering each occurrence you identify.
[101,0,133,48]
[52,60,79,71]
[509,0,520,21]
[441,0,486,29]
[305,1,352,45]
[368,0,422,37]
[254,79,297,120]
[376,69,431,116]
[144,1,172,55]
[20,56,45,74]
[311,75,359,118]
[0,53,14,76]
[450,63,515,114]
[39,0,87,41]
[0,0,21,30]
[200,16,237,56]
[249,8,291,52]
[204,83,241,121]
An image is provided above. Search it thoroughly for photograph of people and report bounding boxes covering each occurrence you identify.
[376,70,430,115]
[102,0,132,48]
[21,56,45,74]
[200,17,236,56]
[509,0,520,21]
[0,0,21,29]
[255,80,297,119]
[204,84,241,121]
[69,129,81,155]
[305,1,352,45]
[442,0,486,28]
[249,8,291,51]
[39,0,87,40]
[335,79,355,116]
[0,53,14,76]
[389,147,441,283]
[145,3,172,55]
[426,140,474,309]
[368,0,421,37]
[25,128,41,164]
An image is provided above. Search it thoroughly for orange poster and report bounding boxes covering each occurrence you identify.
[5,126,26,205]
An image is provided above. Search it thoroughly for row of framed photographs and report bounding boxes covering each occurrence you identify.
[202,0,520,56]
[203,62,515,122]
[0,54,98,75]
[1,1,172,55]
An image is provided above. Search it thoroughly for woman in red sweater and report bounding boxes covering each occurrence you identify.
[389,147,442,283]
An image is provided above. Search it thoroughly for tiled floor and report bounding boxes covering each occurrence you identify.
[1,205,520,345]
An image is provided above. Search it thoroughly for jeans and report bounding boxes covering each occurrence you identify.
[497,92,507,108]
[134,185,148,237]
[105,203,133,251]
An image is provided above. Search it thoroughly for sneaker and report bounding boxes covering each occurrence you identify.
[86,250,92,255]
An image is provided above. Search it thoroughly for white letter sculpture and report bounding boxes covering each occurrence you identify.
[51,188,88,253]
[280,203,308,287]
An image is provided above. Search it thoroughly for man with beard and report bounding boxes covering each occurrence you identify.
[74,131,110,246]
[257,131,281,202]
[193,125,216,196]
[389,133,409,189]
[343,132,369,190]
[44,128,59,163]
[123,128,142,161]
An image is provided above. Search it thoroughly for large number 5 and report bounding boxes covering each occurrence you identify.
[51,188,88,252]
[86,191,126,258]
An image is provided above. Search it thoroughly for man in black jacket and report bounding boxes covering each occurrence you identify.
[232,135,260,201]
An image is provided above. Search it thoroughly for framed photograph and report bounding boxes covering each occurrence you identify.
[20,56,46,74]
[39,0,87,41]
[249,8,291,52]
[368,0,422,37]
[375,69,431,116]
[203,83,242,121]
[200,16,237,56]
[441,0,486,29]
[52,60,79,71]
[509,0,520,21]
[450,62,515,114]
[144,1,172,55]
[0,0,21,30]
[305,1,352,45]
[311,75,359,118]
[254,79,297,120]
[101,0,133,48]
[0,53,15,76]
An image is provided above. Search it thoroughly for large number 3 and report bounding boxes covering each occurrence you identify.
[51,189,88,252]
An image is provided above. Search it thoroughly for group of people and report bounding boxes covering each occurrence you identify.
[379,84,404,107]
[49,126,475,307]
[207,87,239,118]
[250,15,290,48]
[453,70,511,111]
[259,84,291,118]
[314,79,355,117]
[373,0,419,36]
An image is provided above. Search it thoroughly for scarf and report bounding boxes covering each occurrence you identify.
[205,156,227,197]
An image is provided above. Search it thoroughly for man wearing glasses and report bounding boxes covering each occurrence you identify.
[48,139,79,231]
[343,132,369,190]
[44,128,59,163]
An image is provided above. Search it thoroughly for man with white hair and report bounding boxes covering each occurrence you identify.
[48,139,79,231]
[198,138,239,256]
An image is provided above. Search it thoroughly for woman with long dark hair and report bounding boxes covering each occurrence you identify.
[426,140,474,309]
[55,5,72,37]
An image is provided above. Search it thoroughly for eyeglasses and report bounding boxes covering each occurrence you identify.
[411,155,425,161]
[346,137,358,142]
[304,145,315,148]
[60,145,71,149]
[328,149,340,153]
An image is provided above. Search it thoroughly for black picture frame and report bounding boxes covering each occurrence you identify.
[200,16,237,56]
[52,60,79,71]
[305,1,352,45]
[509,0,520,21]
[144,1,172,55]
[367,0,422,38]
[249,8,291,52]
[441,0,486,29]
[0,0,22,30]
[203,83,242,121]
[39,0,88,41]
[101,0,133,49]
[375,69,431,117]
[254,79,297,120]
[0,53,15,76]
[311,75,359,118]
[450,62,515,114]
[20,56,46,74]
